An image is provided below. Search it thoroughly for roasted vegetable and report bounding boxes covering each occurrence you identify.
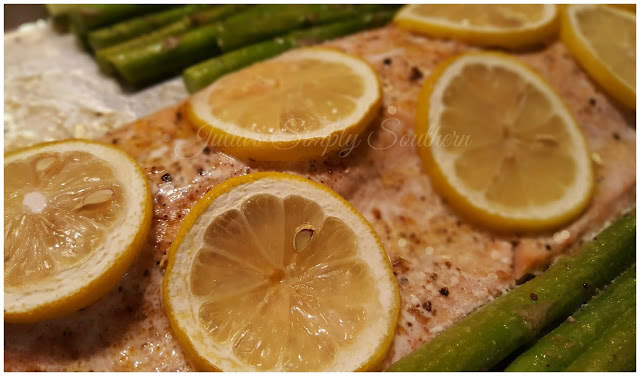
[69,4,168,49]
[216,4,395,52]
[104,5,396,87]
[88,4,214,50]
[183,10,396,93]
[388,213,636,372]
[506,266,636,371]
[95,4,249,76]
[566,307,636,371]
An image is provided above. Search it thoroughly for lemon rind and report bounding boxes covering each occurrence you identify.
[416,52,594,232]
[394,4,559,49]
[187,47,382,162]
[561,4,636,109]
[4,139,152,323]
[162,172,400,371]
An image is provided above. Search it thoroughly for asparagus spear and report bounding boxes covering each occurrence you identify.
[387,213,636,372]
[96,5,250,76]
[46,4,79,32]
[183,10,396,93]
[566,307,636,371]
[216,4,397,52]
[105,5,396,87]
[107,22,222,87]
[88,4,214,51]
[70,4,168,49]
[505,266,636,371]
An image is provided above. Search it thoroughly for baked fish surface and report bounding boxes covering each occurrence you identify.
[5,25,635,371]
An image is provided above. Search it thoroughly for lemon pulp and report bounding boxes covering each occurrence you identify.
[189,193,377,370]
[562,5,636,108]
[5,151,125,287]
[187,48,382,161]
[572,5,635,95]
[411,4,546,29]
[439,63,576,208]
[418,53,593,230]
[208,58,365,136]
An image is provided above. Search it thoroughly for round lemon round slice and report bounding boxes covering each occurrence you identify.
[187,47,382,162]
[562,4,636,108]
[4,140,152,323]
[394,4,559,49]
[416,52,593,232]
[163,172,399,371]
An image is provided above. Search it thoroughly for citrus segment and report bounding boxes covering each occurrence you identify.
[4,140,152,323]
[562,4,636,108]
[187,48,382,161]
[417,53,593,231]
[394,4,559,48]
[163,172,399,371]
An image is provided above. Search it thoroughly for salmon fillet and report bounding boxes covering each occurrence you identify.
[5,25,635,371]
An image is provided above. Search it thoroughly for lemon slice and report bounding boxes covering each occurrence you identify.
[4,140,152,323]
[562,4,636,108]
[163,172,399,371]
[187,47,381,161]
[416,52,593,231]
[394,4,559,49]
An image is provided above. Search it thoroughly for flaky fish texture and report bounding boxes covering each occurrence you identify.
[5,25,635,371]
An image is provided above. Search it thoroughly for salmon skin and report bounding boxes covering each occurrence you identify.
[4,25,635,371]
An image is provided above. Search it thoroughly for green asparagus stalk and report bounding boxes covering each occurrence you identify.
[96,5,251,77]
[216,4,397,52]
[183,10,397,93]
[107,22,222,87]
[565,307,636,371]
[46,4,79,32]
[70,5,170,49]
[88,4,214,51]
[387,213,636,372]
[46,4,77,17]
[104,5,397,87]
[505,266,636,371]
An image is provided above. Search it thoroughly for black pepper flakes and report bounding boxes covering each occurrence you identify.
[422,301,432,312]
[545,243,552,251]
[613,132,621,140]
[530,292,538,301]
[439,287,449,296]
[407,322,413,327]
[589,98,597,106]
[409,66,423,81]
[383,57,392,65]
